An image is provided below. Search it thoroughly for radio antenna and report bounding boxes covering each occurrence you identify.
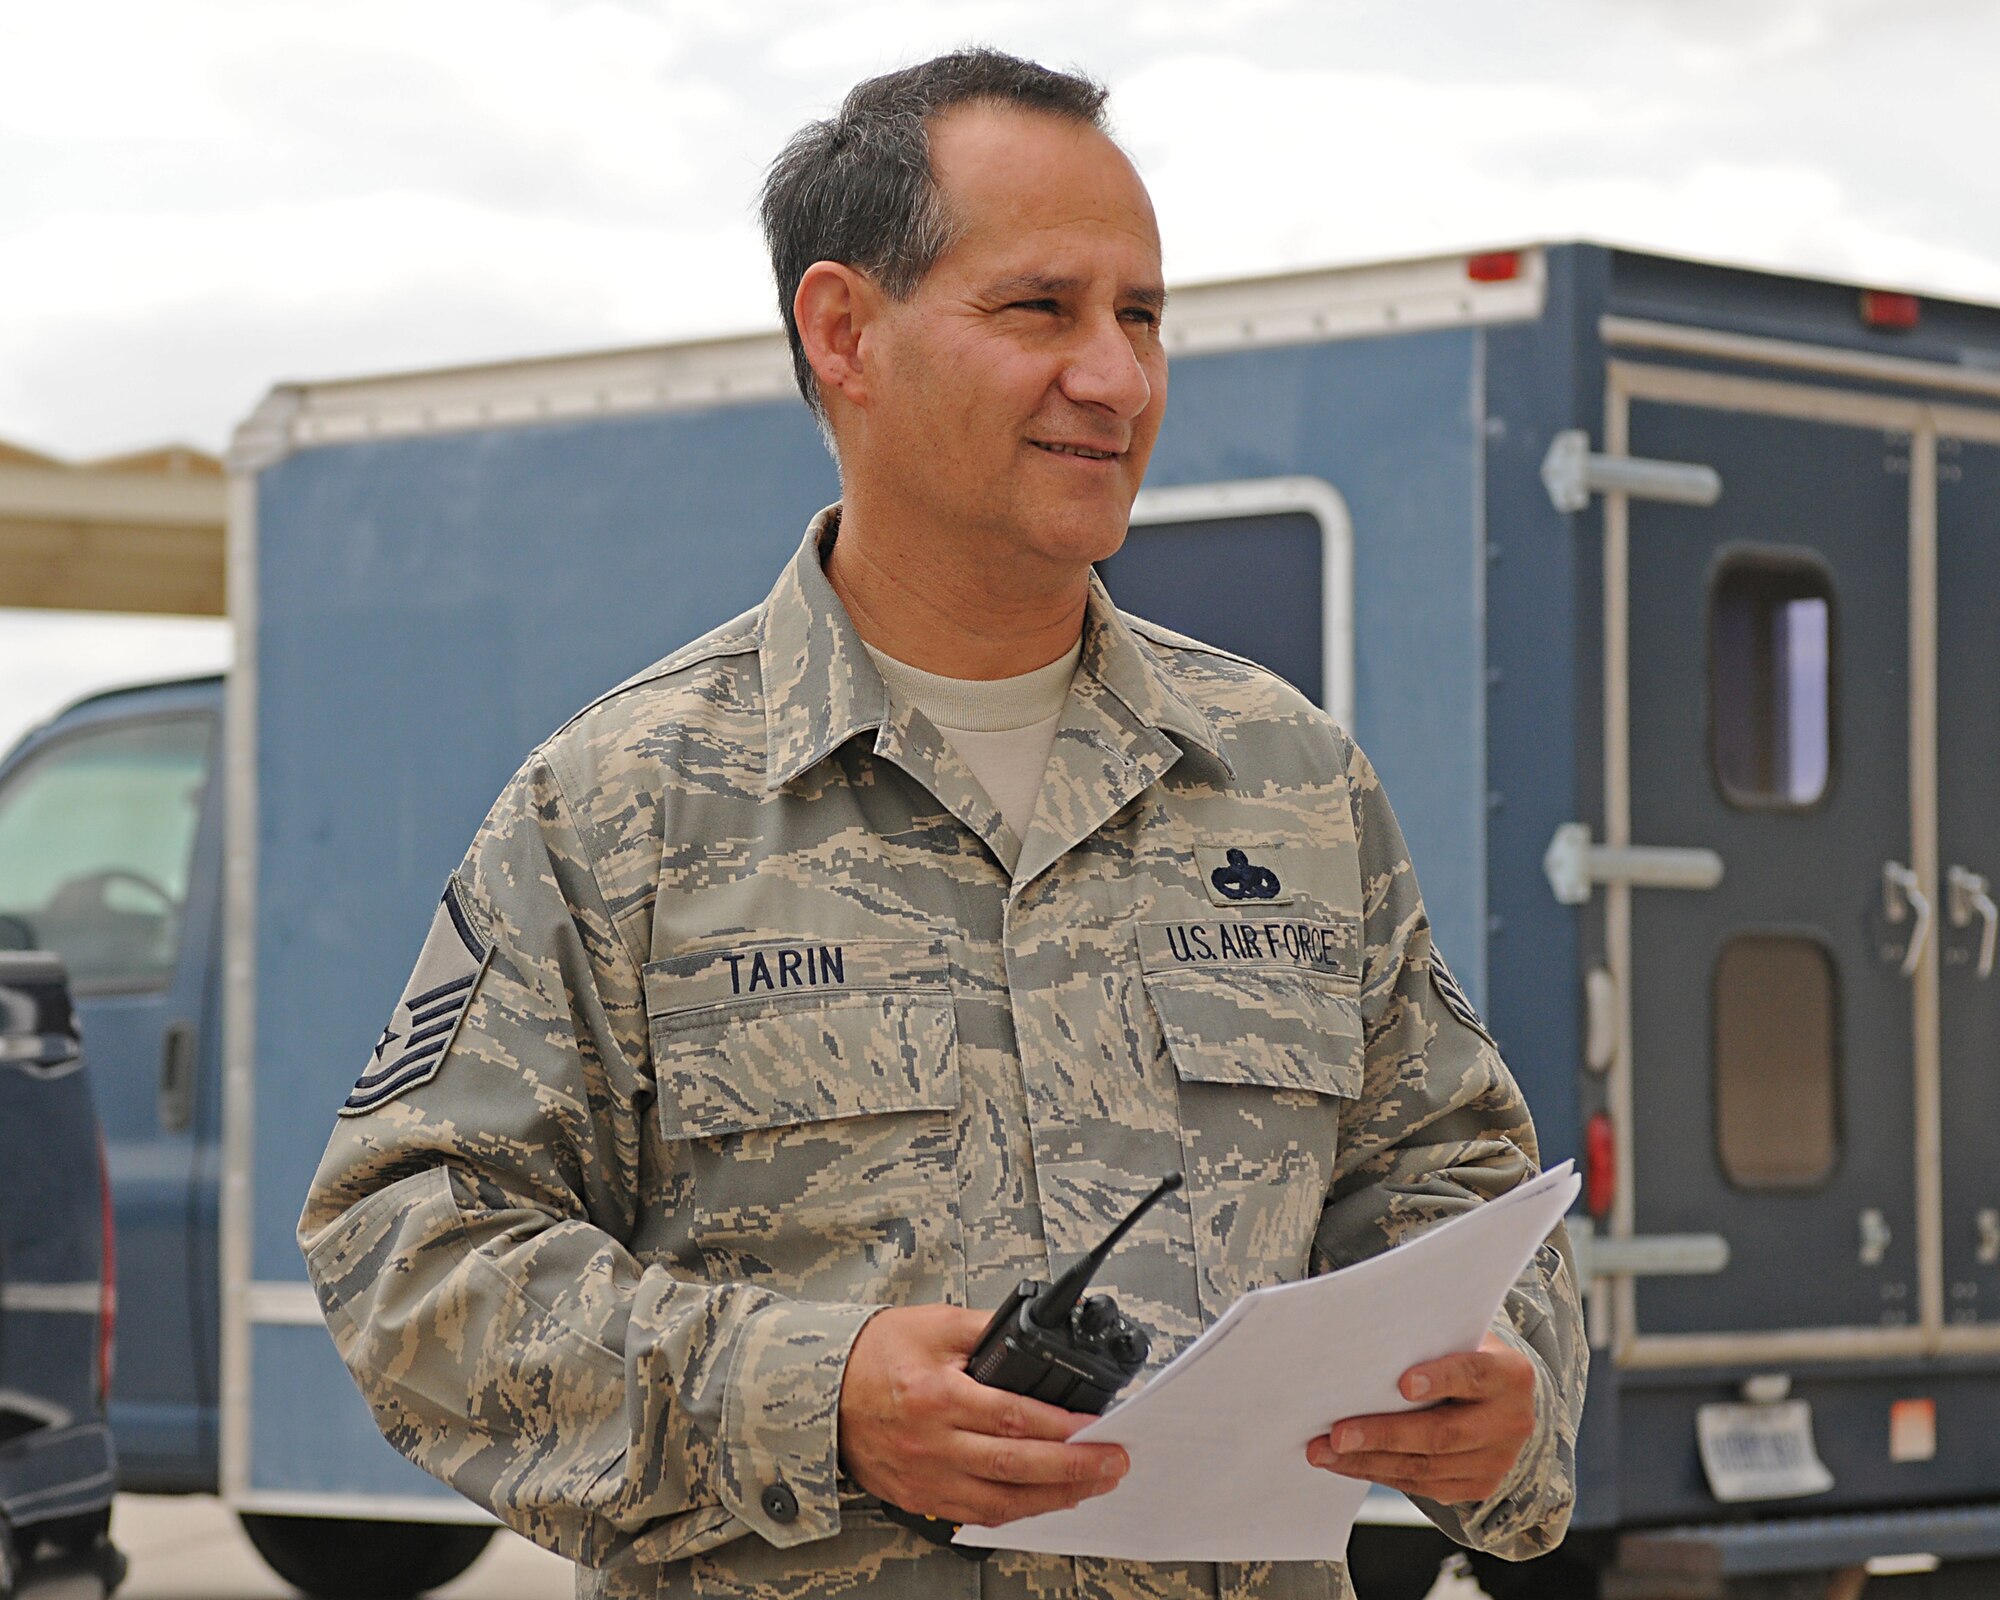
[1030,1173,1184,1329]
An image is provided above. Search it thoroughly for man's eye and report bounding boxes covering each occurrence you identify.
[1121,307,1161,329]
[1010,299,1060,313]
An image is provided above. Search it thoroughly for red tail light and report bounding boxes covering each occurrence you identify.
[1466,251,1523,284]
[1861,290,1920,330]
[1585,1112,1616,1220]
[97,1130,117,1405]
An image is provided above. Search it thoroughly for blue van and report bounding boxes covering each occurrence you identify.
[0,678,495,1596]
[0,951,122,1596]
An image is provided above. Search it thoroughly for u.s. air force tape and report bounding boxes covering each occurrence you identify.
[341,879,492,1116]
[1429,951,1497,1047]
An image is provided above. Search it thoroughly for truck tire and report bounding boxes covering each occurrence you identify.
[51,1509,127,1596]
[238,1514,494,1599]
[1345,1523,1452,1600]
[0,1515,18,1600]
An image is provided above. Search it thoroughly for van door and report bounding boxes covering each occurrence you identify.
[1937,428,2000,1339]
[0,700,222,1477]
[1610,367,1925,1357]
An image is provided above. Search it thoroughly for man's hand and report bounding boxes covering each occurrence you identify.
[1306,1332,1536,1504]
[838,1304,1129,1527]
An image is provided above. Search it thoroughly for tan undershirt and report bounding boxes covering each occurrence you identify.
[864,640,1082,841]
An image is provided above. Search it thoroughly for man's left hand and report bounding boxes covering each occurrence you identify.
[1306,1331,1535,1505]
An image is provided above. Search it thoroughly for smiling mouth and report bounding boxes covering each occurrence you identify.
[1031,441,1122,461]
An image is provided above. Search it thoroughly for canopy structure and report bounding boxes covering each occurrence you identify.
[0,438,226,616]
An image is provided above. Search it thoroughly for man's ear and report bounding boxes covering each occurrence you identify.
[794,261,878,415]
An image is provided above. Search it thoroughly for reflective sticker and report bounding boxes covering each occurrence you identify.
[340,879,491,1115]
[1889,1398,1937,1463]
[1430,951,1496,1046]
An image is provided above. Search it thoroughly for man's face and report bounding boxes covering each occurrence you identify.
[856,103,1167,578]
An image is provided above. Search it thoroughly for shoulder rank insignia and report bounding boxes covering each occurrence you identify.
[1430,951,1497,1047]
[341,879,491,1115]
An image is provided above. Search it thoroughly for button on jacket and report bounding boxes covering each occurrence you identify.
[300,511,1585,1600]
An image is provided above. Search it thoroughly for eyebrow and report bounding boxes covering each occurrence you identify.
[984,273,1169,312]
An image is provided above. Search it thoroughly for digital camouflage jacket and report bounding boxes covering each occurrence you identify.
[300,512,1585,1600]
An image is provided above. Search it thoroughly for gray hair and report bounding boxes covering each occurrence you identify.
[760,48,1110,423]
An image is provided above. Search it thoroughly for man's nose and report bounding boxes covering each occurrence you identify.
[1060,313,1154,421]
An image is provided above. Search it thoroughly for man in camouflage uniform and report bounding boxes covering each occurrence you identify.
[301,48,1584,1600]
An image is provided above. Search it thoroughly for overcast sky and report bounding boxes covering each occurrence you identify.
[5,0,2000,749]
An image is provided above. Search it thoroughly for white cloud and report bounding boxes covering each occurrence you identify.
[4,0,2000,461]
[0,613,232,759]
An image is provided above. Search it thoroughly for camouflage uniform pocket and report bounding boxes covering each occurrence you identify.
[1144,966,1364,1320]
[643,939,962,1303]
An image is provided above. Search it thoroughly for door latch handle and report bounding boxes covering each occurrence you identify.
[1947,866,1998,981]
[1884,863,1932,980]
[159,1019,196,1134]
[1859,1207,1893,1267]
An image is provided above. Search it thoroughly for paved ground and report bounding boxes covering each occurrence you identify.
[22,1496,1486,1600]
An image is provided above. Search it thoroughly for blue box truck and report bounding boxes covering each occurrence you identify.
[5,241,1999,1598]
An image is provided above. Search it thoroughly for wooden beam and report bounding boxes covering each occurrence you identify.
[0,518,225,615]
[0,454,226,616]
[0,461,225,527]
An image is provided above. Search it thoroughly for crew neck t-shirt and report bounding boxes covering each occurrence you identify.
[863,640,1083,842]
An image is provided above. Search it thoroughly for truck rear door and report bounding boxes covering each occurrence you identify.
[1600,355,2000,1380]
[1613,367,1922,1359]
[1936,417,2000,1342]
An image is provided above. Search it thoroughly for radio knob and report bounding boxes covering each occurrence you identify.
[1076,1295,1119,1341]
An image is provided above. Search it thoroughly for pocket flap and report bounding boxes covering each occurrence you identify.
[647,939,957,1139]
[1144,966,1364,1101]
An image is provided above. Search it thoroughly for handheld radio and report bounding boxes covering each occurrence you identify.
[879,1172,1183,1554]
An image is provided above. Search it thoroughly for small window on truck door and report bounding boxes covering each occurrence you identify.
[0,716,213,991]
[1714,933,1840,1189]
[1710,556,1834,809]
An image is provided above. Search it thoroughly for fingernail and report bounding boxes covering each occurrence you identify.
[1405,1374,1431,1400]
[1100,1455,1124,1478]
[1337,1426,1362,1452]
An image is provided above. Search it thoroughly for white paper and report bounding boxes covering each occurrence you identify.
[954,1161,1580,1561]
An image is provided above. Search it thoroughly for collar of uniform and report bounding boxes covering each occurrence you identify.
[758,508,892,791]
[757,509,1234,789]
[1078,573,1234,779]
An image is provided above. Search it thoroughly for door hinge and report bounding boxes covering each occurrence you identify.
[1544,822,1725,906]
[1540,429,1723,514]
[1571,1217,1730,1278]
[1859,1208,1893,1267]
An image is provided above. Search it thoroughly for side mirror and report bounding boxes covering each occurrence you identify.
[0,951,83,1075]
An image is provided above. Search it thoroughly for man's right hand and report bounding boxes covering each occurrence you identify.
[837,1303,1130,1527]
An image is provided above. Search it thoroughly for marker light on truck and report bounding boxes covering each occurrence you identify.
[1860,290,1920,330]
[1466,251,1522,283]
[1586,1112,1616,1220]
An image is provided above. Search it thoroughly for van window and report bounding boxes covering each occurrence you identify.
[0,716,214,991]
[1714,934,1839,1189]
[1710,559,1833,807]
